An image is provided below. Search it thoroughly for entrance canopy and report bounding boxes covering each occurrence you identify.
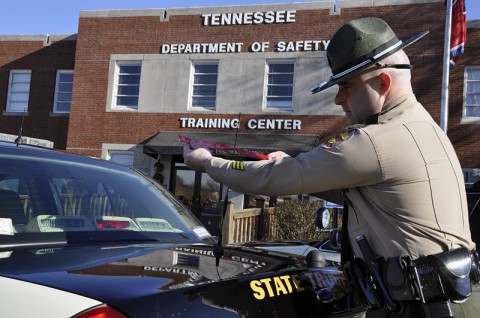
[143,131,320,157]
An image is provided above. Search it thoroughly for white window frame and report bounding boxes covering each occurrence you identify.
[264,60,295,111]
[113,62,142,110]
[53,70,74,114]
[462,66,480,123]
[108,151,134,166]
[189,61,218,111]
[6,70,31,113]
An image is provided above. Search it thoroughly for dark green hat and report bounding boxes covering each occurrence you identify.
[310,17,428,93]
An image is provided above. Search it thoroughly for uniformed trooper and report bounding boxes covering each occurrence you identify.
[184,17,479,317]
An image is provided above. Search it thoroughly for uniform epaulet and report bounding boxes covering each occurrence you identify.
[321,130,354,149]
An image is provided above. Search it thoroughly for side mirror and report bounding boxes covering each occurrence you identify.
[314,207,331,230]
[329,229,342,250]
[314,205,342,250]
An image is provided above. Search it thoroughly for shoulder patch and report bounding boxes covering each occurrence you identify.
[321,131,353,149]
[231,161,245,171]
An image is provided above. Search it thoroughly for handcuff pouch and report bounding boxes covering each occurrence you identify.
[383,255,418,301]
[427,248,472,303]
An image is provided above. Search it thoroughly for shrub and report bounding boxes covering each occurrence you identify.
[274,199,330,242]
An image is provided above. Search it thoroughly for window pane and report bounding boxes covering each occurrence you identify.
[10,92,29,102]
[117,96,139,106]
[266,61,294,110]
[58,83,73,92]
[195,64,218,73]
[192,97,216,108]
[11,83,30,91]
[56,92,72,102]
[58,73,73,82]
[194,74,217,85]
[467,82,480,93]
[269,63,294,73]
[118,85,139,96]
[193,86,216,96]
[267,98,293,108]
[115,63,141,109]
[267,86,293,96]
[268,74,294,85]
[118,74,140,85]
[465,106,480,117]
[11,73,31,82]
[55,102,70,112]
[466,93,479,105]
[191,62,218,109]
[119,65,141,74]
[467,70,480,80]
[8,101,28,112]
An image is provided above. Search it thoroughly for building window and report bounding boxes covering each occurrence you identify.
[109,151,134,166]
[191,62,218,110]
[6,70,31,113]
[53,70,74,113]
[114,63,141,110]
[265,61,294,110]
[464,67,480,118]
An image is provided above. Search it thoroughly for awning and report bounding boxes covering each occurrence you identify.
[143,131,320,157]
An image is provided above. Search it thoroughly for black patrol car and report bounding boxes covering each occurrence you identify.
[0,141,364,318]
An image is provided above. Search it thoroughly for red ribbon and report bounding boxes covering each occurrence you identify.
[179,135,269,160]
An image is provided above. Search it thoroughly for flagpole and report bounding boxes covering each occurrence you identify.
[440,0,453,132]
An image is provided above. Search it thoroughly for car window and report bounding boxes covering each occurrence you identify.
[0,148,210,242]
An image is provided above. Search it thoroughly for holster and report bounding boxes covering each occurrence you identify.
[344,257,383,309]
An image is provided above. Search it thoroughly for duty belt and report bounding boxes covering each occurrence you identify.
[344,235,480,316]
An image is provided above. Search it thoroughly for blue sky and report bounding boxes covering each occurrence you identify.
[1,0,478,35]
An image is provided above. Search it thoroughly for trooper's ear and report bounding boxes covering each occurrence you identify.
[378,72,392,95]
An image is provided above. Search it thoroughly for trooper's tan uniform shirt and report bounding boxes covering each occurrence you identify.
[204,94,475,259]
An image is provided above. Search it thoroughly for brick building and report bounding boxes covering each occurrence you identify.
[0,34,76,149]
[0,0,479,216]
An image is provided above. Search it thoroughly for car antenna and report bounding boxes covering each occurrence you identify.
[213,112,241,274]
[15,107,27,146]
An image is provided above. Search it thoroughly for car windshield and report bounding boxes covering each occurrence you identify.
[0,146,211,245]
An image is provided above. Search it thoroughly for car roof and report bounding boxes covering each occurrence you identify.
[0,141,129,171]
[0,140,52,151]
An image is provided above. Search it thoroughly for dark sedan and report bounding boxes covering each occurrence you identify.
[0,142,363,318]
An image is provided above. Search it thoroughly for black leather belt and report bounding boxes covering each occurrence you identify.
[345,241,478,315]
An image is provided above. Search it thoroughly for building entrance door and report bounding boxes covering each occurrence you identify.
[171,161,225,235]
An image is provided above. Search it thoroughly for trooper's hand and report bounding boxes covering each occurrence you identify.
[268,151,291,162]
[183,142,212,173]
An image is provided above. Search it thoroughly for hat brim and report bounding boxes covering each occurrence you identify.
[310,30,429,94]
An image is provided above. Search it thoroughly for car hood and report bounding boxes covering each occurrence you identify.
[0,241,359,317]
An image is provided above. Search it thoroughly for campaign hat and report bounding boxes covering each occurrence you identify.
[310,17,428,93]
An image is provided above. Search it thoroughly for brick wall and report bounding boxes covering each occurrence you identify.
[448,25,480,168]
[0,36,76,149]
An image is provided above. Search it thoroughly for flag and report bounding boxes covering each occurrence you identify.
[448,0,467,67]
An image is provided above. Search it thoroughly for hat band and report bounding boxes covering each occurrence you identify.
[332,38,403,80]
